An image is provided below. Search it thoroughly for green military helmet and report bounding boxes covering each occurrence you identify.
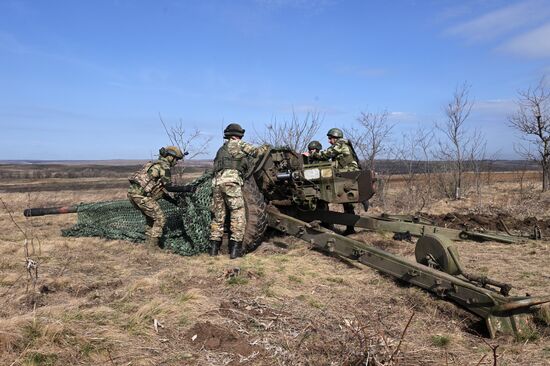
[160,145,184,159]
[224,123,245,138]
[307,140,322,151]
[327,128,344,139]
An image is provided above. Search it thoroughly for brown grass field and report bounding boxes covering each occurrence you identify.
[1,166,550,365]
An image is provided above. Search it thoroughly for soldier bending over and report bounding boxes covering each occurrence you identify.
[128,146,184,250]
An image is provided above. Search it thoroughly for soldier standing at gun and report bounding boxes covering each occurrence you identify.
[210,123,269,259]
[303,128,361,235]
[128,146,184,250]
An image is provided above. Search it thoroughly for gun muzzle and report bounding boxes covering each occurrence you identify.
[23,206,78,217]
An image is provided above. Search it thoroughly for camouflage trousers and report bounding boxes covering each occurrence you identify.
[127,193,166,238]
[209,182,246,242]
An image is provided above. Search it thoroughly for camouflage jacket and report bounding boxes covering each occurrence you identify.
[213,139,269,186]
[310,138,360,171]
[128,157,172,199]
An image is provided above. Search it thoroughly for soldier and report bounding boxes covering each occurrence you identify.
[128,146,184,250]
[210,123,269,259]
[304,128,360,235]
[305,140,323,164]
[307,128,359,171]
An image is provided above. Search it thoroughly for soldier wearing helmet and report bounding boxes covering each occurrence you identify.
[128,145,185,250]
[304,128,361,235]
[306,128,360,171]
[304,140,323,164]
[209,123,269,259]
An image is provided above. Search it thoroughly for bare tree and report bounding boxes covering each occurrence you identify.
[345,109,394,170]
[508,76,550,191]
[254,110,322,152]
[159,114,212,159]
[392,127,436,212]
[435,82,476,200]
[159,114,213,183]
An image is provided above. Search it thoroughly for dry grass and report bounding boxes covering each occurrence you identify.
[1,172,549,365]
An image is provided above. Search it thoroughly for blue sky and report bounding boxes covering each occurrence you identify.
[1,0,549,160]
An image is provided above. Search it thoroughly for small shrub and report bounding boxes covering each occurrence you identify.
[431,334,451,347]
[177,292,195,304]
[326,276,344,284]
[288,275,303,283]
[308,298,325,309]
[22,321,42,346]
[25,352,58,366]
[516,328,539,342]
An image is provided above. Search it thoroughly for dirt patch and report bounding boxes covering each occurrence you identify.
[186,321,259,357]
[424,212,550,237]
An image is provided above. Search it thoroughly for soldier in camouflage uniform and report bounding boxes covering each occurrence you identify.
[304,140,323,164]
[128,146,184,250]
[305,128,360,235]
[210,123,269,259]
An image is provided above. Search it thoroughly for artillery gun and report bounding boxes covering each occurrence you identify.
[24,147,550,339]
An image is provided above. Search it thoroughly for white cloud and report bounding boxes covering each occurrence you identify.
[386,111,423,126]
[499,22,550,58]
[445,0,550,43]
[389,111,416,119]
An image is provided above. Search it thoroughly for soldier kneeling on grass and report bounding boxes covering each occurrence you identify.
[209,123,270,259]
[128,146,184,250]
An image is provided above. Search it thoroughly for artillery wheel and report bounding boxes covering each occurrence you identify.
[242,178,268,253]
[415,234,461,275]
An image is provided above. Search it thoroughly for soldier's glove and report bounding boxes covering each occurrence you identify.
[164,193,179,206]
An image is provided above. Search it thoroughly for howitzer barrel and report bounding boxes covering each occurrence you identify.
[24,206,79,217]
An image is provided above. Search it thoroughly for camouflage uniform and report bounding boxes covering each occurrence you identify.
[305,141,323,164]
[128,157,173,240]
[210,139,269,243]
[311,136,360,234]
[310,138,360,171]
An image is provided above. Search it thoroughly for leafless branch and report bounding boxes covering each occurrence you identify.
[158,113,213,160]
[388,311,415,363]
[254,110,323,152]
[345,108,394,170]
[434,82,486,200]
[508,76,550,191]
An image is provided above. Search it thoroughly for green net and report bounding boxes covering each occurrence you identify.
[62,172,214,256]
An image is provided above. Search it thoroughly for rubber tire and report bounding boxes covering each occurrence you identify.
[242,178,268,253]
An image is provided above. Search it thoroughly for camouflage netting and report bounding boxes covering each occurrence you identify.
[62,172,214,256]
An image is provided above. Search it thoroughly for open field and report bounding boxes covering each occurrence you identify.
[1,164,550,365]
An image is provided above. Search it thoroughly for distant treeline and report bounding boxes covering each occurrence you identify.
[0,164,209,180]
[0,160,541,180]
[372,160,541,175]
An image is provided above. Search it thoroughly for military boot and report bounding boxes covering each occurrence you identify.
[209,240,221,256]
[229,240,243,259]
[146,236,160,251]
